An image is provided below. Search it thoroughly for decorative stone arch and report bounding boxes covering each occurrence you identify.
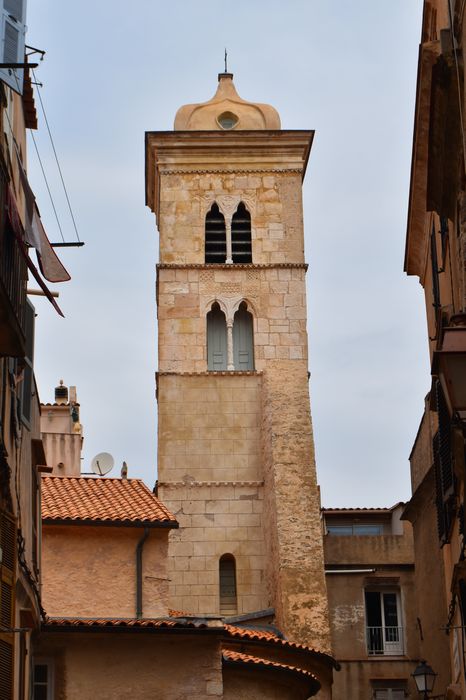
[231,297,258,318]
[231,201,252,263]
[200,194,255,264]
[204,297,229,318]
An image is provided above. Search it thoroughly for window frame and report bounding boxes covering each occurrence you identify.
[32,658,54,700]
[364,588,404,656]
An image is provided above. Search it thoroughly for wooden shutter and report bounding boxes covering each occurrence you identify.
[0,0,27,94]
[433,380,455,543]
[233,303,254,370]
[0,510,16,700]
[19,298,34,426]
[207,304,227,370]
[205,203,226,263]
[231,202,252,263]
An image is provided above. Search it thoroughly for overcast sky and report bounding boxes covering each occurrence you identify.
[26,1,428,507]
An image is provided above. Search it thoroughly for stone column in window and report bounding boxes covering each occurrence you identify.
[227,319,234,370]
[226,222,233,264]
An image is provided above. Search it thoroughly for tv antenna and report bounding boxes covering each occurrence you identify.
[90,452,114,476]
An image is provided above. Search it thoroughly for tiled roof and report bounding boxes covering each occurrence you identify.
[41,476,177,526]
[223,649,317,680]
[43,617,212,630]
[224,625,337,666]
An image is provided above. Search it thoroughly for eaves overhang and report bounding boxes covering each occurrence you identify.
[404,40,440,278]
[145,129,314,224]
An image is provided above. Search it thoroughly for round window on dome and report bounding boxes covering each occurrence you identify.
[217,111,239,130]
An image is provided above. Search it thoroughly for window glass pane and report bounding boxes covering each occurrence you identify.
[353,524,383,535]
[326,525,352,536]
[34,686,47,700]
[34,665,48,683]
[383,593,398,627]
[365,591,382,627]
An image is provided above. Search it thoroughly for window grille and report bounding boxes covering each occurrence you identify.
[205,203,226,263]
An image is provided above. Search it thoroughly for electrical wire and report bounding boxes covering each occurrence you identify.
[3,80,66,243]
[32,68,81,243]
[29,129,65,243]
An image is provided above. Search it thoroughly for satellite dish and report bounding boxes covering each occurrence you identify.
[91,452,114,476]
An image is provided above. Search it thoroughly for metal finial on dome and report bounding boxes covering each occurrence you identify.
[224,48,228,73]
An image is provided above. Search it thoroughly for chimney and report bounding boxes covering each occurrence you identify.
[55,379,68,405]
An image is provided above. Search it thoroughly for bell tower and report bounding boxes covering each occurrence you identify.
[145,73,330,651]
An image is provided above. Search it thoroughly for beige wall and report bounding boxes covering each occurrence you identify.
[41,524,169,618]
[40,403,83,476]
[158,373,261,483]
[37,632,223,700]
[223,667,313,700]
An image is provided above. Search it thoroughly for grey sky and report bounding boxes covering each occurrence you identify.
[27,1,427,507]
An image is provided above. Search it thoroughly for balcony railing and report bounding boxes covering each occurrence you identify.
[366,626,404,656]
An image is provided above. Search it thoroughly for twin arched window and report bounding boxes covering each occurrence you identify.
[205,202,252,264]
[206,301,254,371]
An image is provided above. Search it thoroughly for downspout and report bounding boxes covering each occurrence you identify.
[136,527,150,619]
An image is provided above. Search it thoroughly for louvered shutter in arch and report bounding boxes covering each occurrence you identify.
[0,510,16,700]
[231,202,252,263]
[233,302,254,370]
[205,203,226,263]
[207,303,227,370]
[0,0,26,94]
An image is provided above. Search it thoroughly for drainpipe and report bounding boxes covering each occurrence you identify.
[136,527,150,619]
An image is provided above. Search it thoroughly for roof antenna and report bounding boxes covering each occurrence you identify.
[224,48,228,73]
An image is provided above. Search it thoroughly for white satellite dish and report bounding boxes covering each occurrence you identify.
[91,452,114,476]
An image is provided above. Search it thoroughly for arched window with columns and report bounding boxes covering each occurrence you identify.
[205,203,226,263]
[219,554,237,615]
[231,202,252,263]
[207,302,227,370]
[233,301,254,370]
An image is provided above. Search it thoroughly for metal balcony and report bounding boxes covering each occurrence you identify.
[366,626,404,656]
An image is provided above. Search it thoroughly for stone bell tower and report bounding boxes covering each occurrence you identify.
[145,72,330,651]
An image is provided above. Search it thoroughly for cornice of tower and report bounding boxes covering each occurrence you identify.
[145,129,314,220]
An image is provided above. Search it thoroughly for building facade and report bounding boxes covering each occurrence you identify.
[146,71,331,652]
[323,506,419,699]
[403,1,466,697]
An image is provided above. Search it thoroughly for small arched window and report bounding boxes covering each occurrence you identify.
[207,302,227,370]
[233,302,254,370]
[219,554,237,615]
[231,202,252,263]
[205,203,226,263]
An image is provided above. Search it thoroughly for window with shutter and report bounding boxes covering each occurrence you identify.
[0,510,16,700]
[0,0,27,94]
[219,554,237,615]
[233,302,254,370]
[205,203,226,263]
[433,379,455,543]
[19,298,34,427]
[207,303,227,370]
[231,202,252,263]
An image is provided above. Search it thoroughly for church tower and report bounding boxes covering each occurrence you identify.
[145,73,330,651]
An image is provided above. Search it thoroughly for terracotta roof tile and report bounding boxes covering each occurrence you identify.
[43,617,211,630]
[41,476,177,526]
[223,649,316,679]
[224,625,337,667]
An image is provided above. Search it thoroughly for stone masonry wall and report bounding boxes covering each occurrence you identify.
[261,362,331,652]
[158,265,308,373]
[158,171,304,265]
[158,481,267,616]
